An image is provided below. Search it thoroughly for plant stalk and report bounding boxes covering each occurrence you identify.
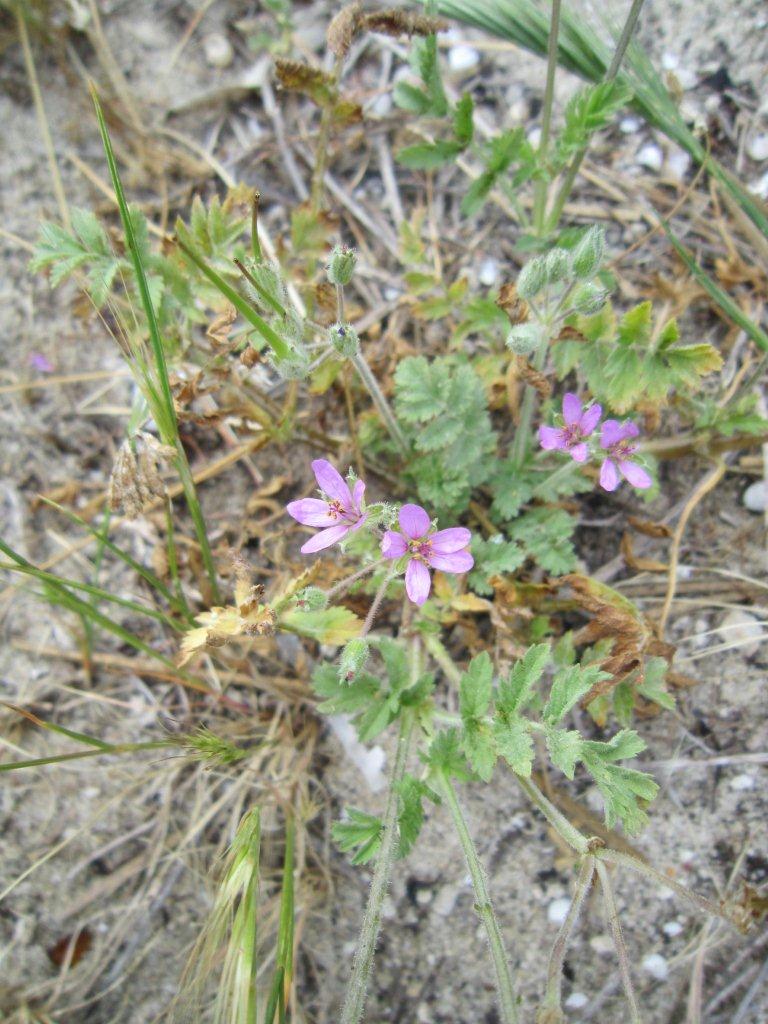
[595,859,643,1023]
[546,0,646,231]
[340,712,414,1024]
[516,775,590,854]
[350,351,410,455]
[532,0,562,235]
[310,54,344,214]
[541,855,596,1012]
[511,330,549,467]
[439,773,519,1024]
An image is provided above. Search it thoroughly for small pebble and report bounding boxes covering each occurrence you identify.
[661,52,679,71]
[548,897,571,925]
[749,171,768,200]
[638,143,664,172]
[663,920,684,938]
[747,134,768,162]
[620,116,642,133]
[478,257,499,287]
[565,992,589,1010]
[527,126,542,148]
[719,609,764,658]
[730,773,757,792]
[203,31,234,69]
[370,92,392,118]
[590,934,614,956]
[642,953,669,980]
[448,44,480,74]
[667,150,691,180]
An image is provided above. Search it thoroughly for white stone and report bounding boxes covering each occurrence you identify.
[328,716,386,792]
[203,32,234,69]
[747,134,768,162]
[478,257,499,287]
[620,116,642,133]
[527,126,542,148]
[667,150,691,180]
[663,920,684,938]
[730,772,757,792]
[448,44,480,74]
[749,171,768,200]
[661,52,679,71]
[565,992,589,1010]
[675,68,698,91]
[589,934,614,956]
[547,897,572,925]
[370,92,392,118]
[638,144,664,172]
[642,953,669,980]
[719,609,764,657]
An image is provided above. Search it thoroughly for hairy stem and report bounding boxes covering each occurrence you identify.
[546,0,647,232]
[532,0,562,235]
[516,775,590,854]
[541,855,596,1012]
[439,773,519,1024]
[325,558,388,602]
[340,712,414,1024]
[310,54,344,214]
[595,859,643,1023]
[511,331,549,468]
[350,351,410,455]
[360,569,396,637]
[532,457,580,498]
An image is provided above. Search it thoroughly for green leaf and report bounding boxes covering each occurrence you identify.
[311,664,379,714]
[459,651,493,721]
[462,721,496,782]
[453,93,474,146]
[494,716,534,776]
[497,643,551,716]
[544,663,607,724]
[332,808,383,864]
[554,81,630,166]
[461,129,524,216]
[424,728,473,781]
[468,535,525,595]
[636,656,675,711]
[281,606,362,645]
[397,140,463,169]
[396,774,439,858]
[580,738,658,834]
[507,508,577,575]
[545,726,583,779]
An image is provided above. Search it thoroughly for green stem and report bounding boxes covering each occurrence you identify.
[511,331,549,468]
[340,712,414,1024]
[350,352,410,456]
[532,0,562,235]
[546,0,646,232]
[438,773,519,1024]
[310,54,344,214]
[595,859,643,1024]
[0,740,172,773]
[532,458,578,498]
[515,775,590,854]
[175,451,221,603]
[422,632,462,686]
[541,855,595,1012]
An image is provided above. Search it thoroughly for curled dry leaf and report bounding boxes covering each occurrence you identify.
[496,282,529,326]
[108,431,176,519]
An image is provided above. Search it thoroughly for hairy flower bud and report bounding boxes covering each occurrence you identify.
[506,322,544,356]
[339,637,370,682]
[244,259,287,310]
[571,282,608,315]
[571,225,605,280]
[327,244,357,286]
[329,321,360,357]
[295,586,328,611]
[544,247,570,286]
[516,256,547,300]
[273,347,310,380]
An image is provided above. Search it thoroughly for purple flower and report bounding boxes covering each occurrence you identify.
[599,419,652,492]
[538,393,602,463]
[381,503,474,606]
[287,459,367,553]
[29,353,53,373]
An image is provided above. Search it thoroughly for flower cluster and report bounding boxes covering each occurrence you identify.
[538,394,652,492]
[286,460,473,605]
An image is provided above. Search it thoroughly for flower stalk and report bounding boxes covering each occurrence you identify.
[438,772,519,1024]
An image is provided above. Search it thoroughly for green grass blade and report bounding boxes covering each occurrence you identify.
[265,815,296,1024]
[175,231,291,360]
[91,86,220,600]
[0,741,171,774]
[3,702,112,749]
[663,220,768,352]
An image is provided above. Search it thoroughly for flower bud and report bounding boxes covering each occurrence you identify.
[327,245,357,286]
[339,638,370,682]
[329,321,360,358]
[273,348,310,380]
[544,247,570,285]
[295,586,328,611]
[570,282,608,315]
[516,256,547,300]
[506,322,544,355]
[243,259,286,310]
[571,225,605,280]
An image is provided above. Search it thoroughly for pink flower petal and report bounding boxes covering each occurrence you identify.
[300,523,350,553]
[430,527,472,554]
[399,503,430,539]
[286,498,335,527]
[539,425,565,451]
[619,460,652,489]
[570,443,589,463]
[312,459,352,507]
[562,392,582,427]
[579,402,602,435]
[352,478,366,510]
[405,559,432,605]
[622,420,640,440]
[428,549,474,573]
[348,511,369,533]
[600,419,625,449]
[381,530,408,558]
[599,458,620,492]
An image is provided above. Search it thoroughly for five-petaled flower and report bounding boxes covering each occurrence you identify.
[287,459,367,553]
[381,503,474,606]
[599,419,652,492]
[538,393,602,462]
